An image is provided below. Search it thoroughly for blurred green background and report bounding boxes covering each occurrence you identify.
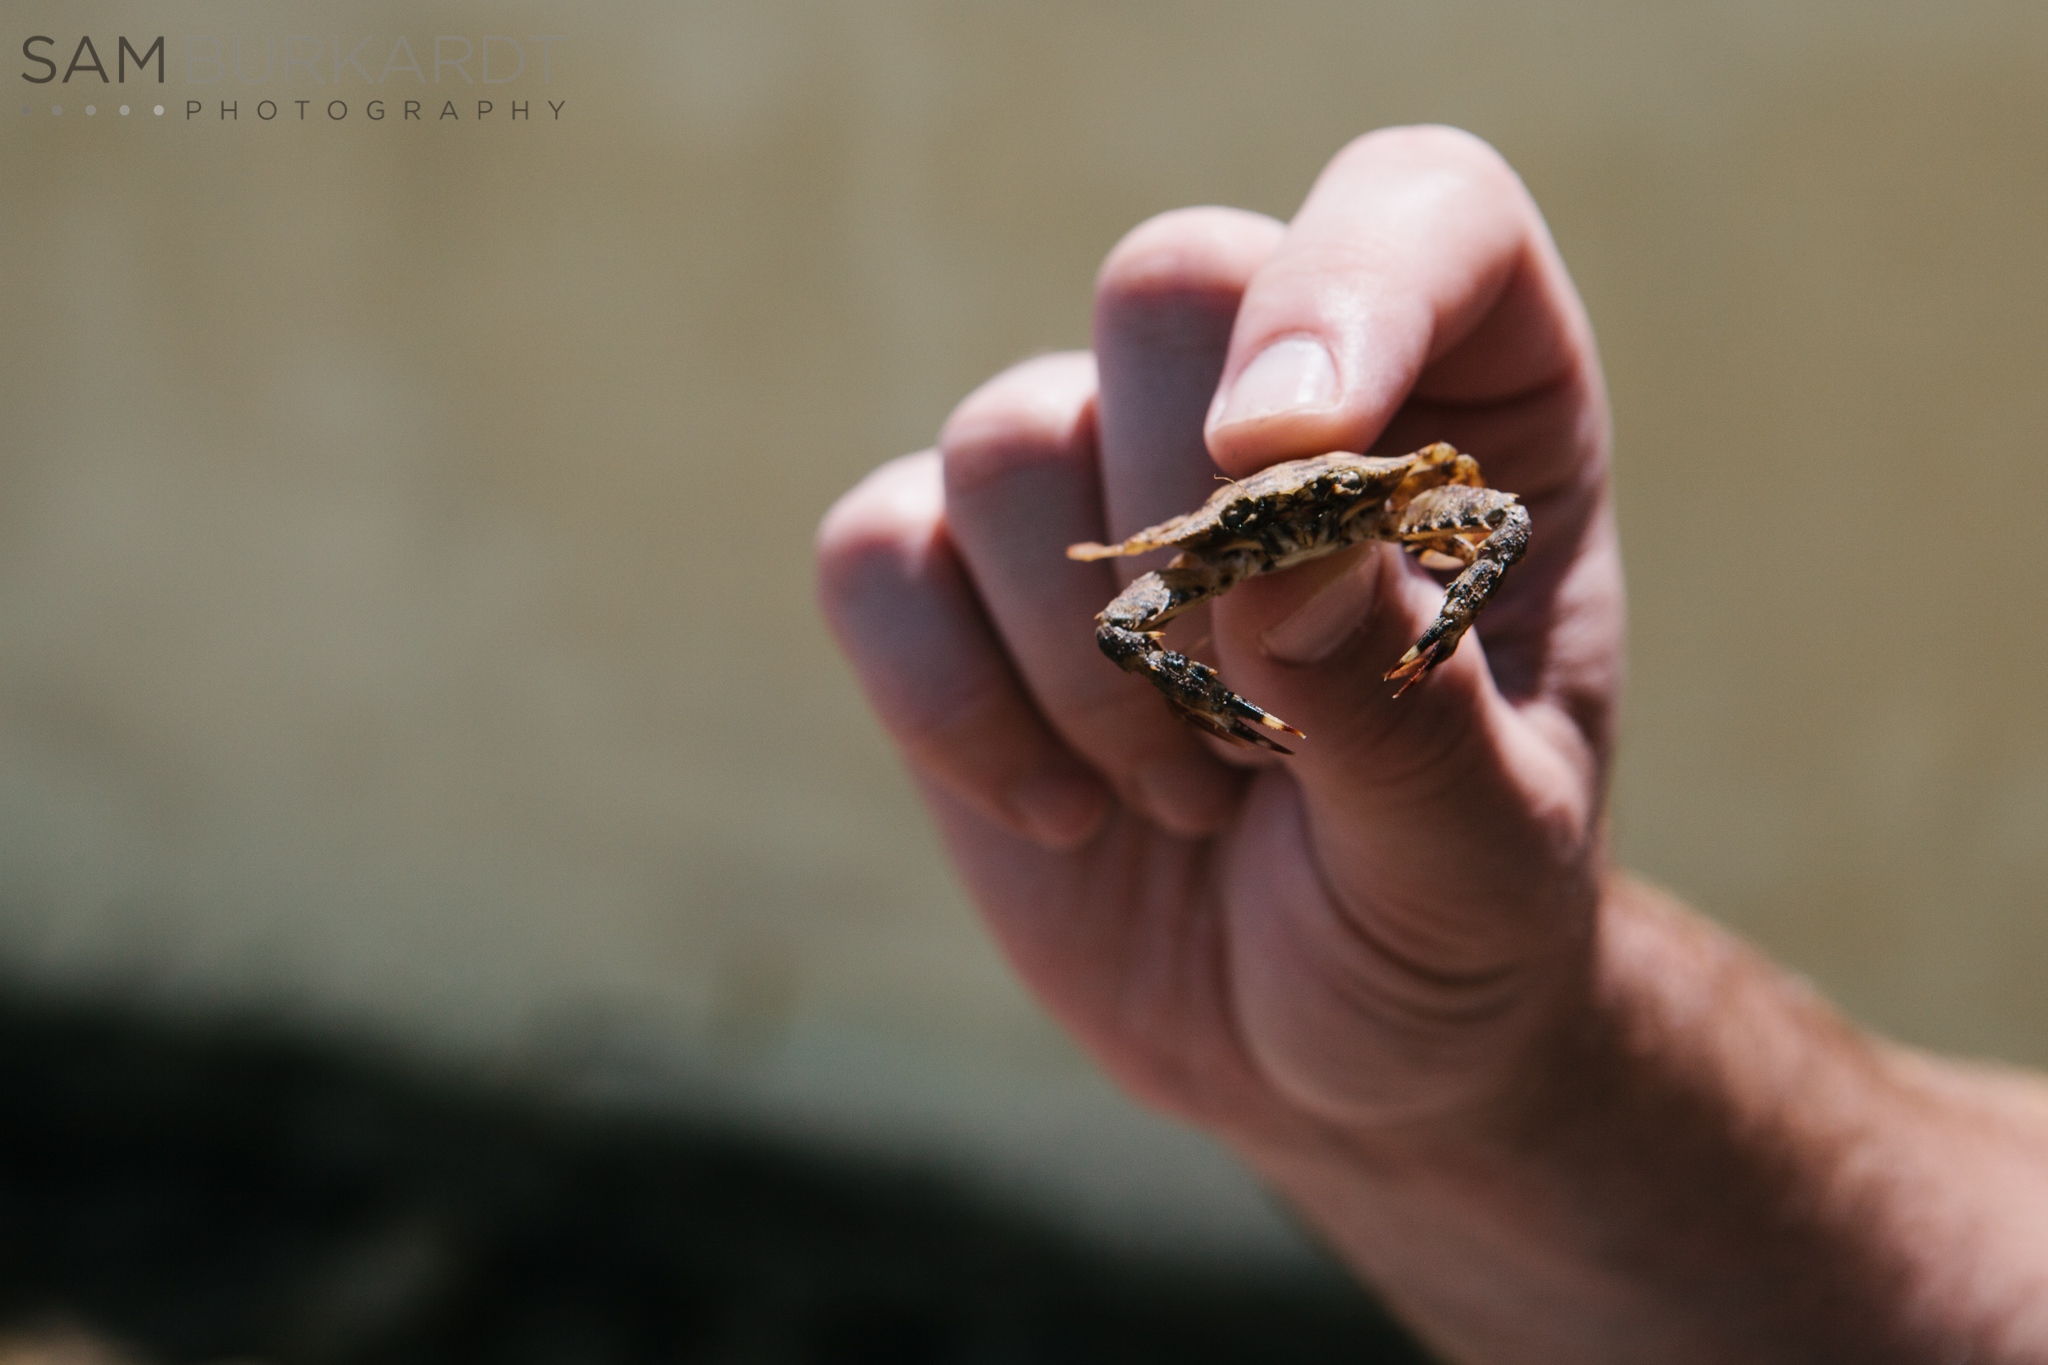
[5,0,2048,1262]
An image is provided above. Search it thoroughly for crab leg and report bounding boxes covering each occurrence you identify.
[1384,485,1532,695]
[1094,554,1306,753]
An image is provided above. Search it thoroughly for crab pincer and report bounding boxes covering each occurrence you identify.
[1093,603,1306,753]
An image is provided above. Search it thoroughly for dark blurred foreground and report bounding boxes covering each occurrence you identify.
[0,996,1434,1364]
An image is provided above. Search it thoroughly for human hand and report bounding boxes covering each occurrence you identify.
[816,126,1622,1159]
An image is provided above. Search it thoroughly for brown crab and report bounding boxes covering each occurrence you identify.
[1066,442,1529,754]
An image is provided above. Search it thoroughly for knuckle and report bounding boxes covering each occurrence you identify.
[938,351,1098,497]
[1095,206,1283,314]
[1399,123,1510,167]
[1352,123,1510,175]
[1335,124,1530,215]
[815,452,939,567]
[813,531,904,632]
[814,453,943,618]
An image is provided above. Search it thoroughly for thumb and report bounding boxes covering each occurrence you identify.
[1211,542,1590,954]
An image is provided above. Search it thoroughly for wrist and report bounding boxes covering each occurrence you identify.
[1236,875,2048,1363]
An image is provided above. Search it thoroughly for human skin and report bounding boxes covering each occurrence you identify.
[813,126,2048,1361]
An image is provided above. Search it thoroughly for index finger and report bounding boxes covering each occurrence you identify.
[1202,125,1603,501]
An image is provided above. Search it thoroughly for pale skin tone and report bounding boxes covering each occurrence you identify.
[814,126,2048,1361]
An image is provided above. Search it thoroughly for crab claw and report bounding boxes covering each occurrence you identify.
[1095,615,1307,753]
[1383,638,1446,697]
[1170,696,1303,754]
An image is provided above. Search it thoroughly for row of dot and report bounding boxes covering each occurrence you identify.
[20,105,168,116]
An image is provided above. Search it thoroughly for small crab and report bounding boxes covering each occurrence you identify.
[1066,442,1529,754]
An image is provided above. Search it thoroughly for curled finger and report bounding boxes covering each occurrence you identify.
[941,354,1246,835]
[816,451,1110,850]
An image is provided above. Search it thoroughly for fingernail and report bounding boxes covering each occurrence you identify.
[1210,336,1338,430]
[1261,551,1380,665]
[1137,756,1237,836]
[1009,768,1110,849]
